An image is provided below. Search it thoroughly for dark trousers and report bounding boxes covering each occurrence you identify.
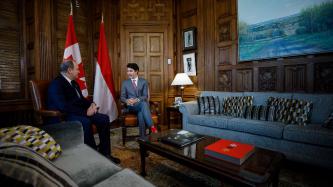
[127,101,153,138]
[67,113,111,156]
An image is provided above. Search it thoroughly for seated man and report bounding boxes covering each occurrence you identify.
[120,63,158,137]
[47,60,120,163]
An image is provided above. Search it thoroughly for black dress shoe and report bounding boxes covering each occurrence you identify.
[108,156,121,164]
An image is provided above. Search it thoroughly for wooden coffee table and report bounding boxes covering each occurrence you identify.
[138,130,284,187]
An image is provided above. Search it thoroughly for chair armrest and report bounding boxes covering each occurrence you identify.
[38,110,64,117]
[42,121,84,150]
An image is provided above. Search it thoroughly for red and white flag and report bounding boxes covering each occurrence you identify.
[63,9,88,97]
[93,17,118,122]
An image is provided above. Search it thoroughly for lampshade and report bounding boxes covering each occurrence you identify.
[171,73,193,86]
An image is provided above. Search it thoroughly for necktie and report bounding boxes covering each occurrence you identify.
[132,79,137,89]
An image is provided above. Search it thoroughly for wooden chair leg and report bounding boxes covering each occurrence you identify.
[122,126,127,146]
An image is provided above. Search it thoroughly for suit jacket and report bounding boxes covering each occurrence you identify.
[47,74,92,117]
[120,78,149,103]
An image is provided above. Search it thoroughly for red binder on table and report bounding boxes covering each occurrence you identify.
[204,139,255,165]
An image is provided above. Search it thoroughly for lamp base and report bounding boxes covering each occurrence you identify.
[180,86,185,101]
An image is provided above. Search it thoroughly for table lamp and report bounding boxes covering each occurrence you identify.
[171,73,193,100]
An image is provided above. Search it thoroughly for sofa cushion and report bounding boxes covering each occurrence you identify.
[223,96,253,117]
[200,91,244,111]
[283,124,333,148]
[289,99,313,126]
[188,114,234,129]
[197,96,220,114]
[93,168,155,187]
[0,142,77,187]
[267,97,293,124]
[0,125,62,161]
[292,93,333,123]
[53,144,121,187]
[243,92,292,105]
[228,118,285,139]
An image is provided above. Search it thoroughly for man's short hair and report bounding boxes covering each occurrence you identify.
[60,60,74,73]
[127,63,139,71]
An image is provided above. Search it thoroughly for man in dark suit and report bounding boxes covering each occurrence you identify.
[120,63,157,138]
[47,60,120,163]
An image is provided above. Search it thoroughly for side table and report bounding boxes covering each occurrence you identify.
[166,105,182,129]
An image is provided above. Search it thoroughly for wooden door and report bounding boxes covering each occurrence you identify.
[127,32,165,118]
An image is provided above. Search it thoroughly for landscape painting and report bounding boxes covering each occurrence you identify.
[238,0,333,61]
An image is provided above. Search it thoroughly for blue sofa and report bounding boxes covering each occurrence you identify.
[179,91,333,169]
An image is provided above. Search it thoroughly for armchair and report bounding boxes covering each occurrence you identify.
[120,101,160,145]
[29,80,96,133]
[29,80,63,125]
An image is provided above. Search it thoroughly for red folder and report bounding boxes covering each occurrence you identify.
[204,139,255,165]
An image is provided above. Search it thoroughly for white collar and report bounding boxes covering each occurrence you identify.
[131,77,138,82]
[61,73,72,84]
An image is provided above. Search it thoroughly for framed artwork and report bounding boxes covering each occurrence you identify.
[238,0,333,62]
[174,97,182,106]
[183,53,196,76]
[183,27,197,51]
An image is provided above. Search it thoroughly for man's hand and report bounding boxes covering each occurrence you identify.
[87,103,98,116]
[126,98,139,106]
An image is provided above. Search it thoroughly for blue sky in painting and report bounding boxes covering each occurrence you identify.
[238,0,331,24]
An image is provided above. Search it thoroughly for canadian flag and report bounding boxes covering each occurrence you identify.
[63,11,88,97]
[93,18,118,122]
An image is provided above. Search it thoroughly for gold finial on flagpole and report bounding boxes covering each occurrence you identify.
[70,1,73,15]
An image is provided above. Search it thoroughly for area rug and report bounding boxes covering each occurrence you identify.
[102,127,332,187]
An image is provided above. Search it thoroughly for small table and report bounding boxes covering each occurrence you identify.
[138,130,284,187]
[166,105,182,129]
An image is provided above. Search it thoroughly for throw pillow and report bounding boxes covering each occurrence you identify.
[223,96,253,117]
[259,106,269,121]
[245,106,254,119]
[323,112,333,128]
[252,105,261,120]
[289,99,313,126]
[0,125,62,161]
[197,96,219,114]
[267,97,292,124]
[267,105,276,121]
[0,142,77,187]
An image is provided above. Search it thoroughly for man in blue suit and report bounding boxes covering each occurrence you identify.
[120,63,157,137]
[47,60,120,163]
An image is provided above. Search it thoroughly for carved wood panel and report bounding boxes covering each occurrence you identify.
[217,20,231,43]
[122,0,171,23]
[258,67,277,91]
[236,69,253,91]
[217,70,232,91]
[148,33,163,95]
[285,65,306,92]
[315,62,333,93]
[216,0,231,17]
[218,46,231,65]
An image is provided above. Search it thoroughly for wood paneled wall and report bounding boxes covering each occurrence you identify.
[178,0,333,99]
[0,0,332,125]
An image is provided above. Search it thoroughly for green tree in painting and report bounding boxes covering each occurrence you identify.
[238,21,249,42]
[298,1,333,34]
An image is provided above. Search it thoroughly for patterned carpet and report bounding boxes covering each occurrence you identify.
[103,127,332,187]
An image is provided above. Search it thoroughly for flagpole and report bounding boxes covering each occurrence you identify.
[70,1,73,15]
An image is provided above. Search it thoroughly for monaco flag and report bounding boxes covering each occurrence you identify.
[93,18,118,122]
[63,11,88,97]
